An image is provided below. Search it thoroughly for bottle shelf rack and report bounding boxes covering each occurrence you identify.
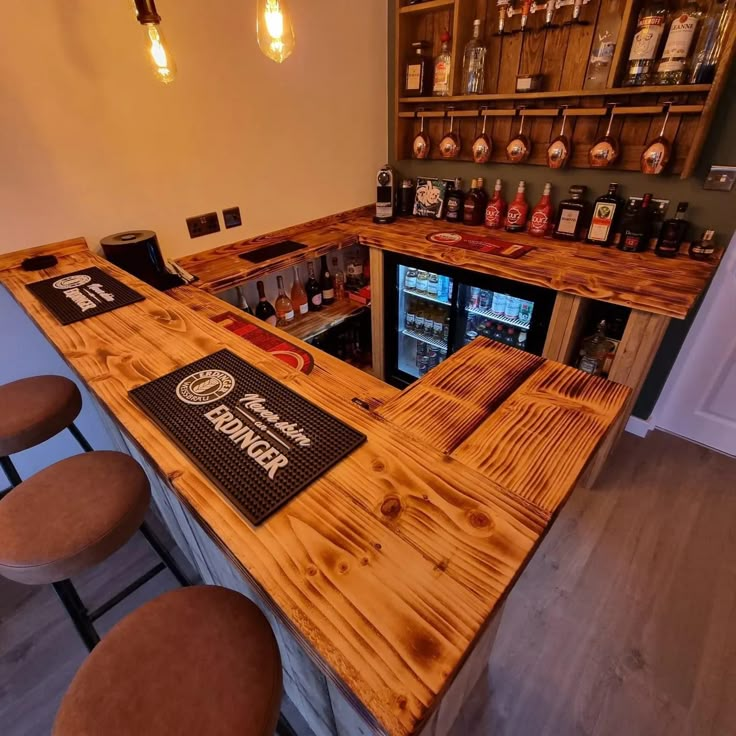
[403,287,451,306]
[466,306,531,332]
[401,328,448,351]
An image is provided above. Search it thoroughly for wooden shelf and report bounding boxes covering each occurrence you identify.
[399,85,712,105]
[399,0,455,15]
[282,298,367,342]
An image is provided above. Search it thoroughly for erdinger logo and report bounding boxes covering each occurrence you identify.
[176,370,235,405]
[53,275,91,290]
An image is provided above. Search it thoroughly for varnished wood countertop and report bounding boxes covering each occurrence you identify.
[176,206,718,320]
[1,241,629,736]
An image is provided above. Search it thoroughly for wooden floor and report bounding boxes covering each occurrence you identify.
[2,431,735,736]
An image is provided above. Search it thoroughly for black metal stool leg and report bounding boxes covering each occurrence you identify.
[0,456,22,498]
[68,422,94,453]
[140,522,191,587]
[52,580,101,652]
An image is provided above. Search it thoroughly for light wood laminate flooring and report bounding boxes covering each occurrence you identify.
[2,431,735,736]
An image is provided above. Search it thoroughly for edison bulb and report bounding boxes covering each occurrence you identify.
[143,23,177,84]
[257,0,296,63]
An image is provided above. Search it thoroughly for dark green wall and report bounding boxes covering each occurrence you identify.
[387,2,736,418]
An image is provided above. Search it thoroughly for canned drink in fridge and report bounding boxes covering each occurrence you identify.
[418,356,430,375]
[491,292,507,315]
[469,287,480,309]
[519,300,533,323]
[505,296,521,320]
[479,290,491,309]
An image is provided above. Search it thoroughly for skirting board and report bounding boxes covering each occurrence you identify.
[626,415,656,438]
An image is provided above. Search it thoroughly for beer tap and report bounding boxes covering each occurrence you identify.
[509,0,533,34]
[530,0,559,29]
[559,0,591,26]
[494,0,512,36]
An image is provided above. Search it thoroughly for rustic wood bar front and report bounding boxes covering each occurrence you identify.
[1,239,630,736]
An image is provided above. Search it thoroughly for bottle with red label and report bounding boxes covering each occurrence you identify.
[505,181,529,233]
[484,179,506,229]
[529,183,554,237]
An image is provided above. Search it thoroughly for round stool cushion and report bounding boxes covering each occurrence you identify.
[0,375,82,456]
[53,586,283,736]
[0,451,150,584]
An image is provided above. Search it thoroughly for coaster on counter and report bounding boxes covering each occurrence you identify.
[26,267,144,325]
[130,349,365,526]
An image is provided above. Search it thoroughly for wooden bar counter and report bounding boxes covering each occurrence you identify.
[2,240,631,735]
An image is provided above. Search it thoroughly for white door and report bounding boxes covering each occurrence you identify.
[655,232,736,457]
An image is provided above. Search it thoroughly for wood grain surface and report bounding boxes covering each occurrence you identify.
[176,208,717,320]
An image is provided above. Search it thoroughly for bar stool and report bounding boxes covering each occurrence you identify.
[53,586,285,736]
[0,451,189,651]
[0,375,93,495]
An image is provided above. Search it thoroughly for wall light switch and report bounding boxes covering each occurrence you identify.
[704,166,736,192]
[223,206,242,229]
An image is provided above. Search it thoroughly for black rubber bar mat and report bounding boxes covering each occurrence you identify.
[26,267,144,325]
[130,349,366,526]
[239,240,306,263]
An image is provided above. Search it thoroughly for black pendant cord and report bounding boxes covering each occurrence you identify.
[134,0,161,25]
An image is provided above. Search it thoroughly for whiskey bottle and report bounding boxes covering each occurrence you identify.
[586,183,623,247]
[653,2,704,85]
[461,19,487,94]
[445,178,465,222]
[618,193,654,252]
[433,31,452,96]
[553,185,591,241]
[306,262,322,311]
[290,266,309,316]
[505,181,529,233]
[255,280,277,326]
[275,276,295,326]
[320,255,335,305]
[484,179,507,229]
[405,42,433,97]
[655,201,689,257]
[578,320,615,375]
[623,0,669,86]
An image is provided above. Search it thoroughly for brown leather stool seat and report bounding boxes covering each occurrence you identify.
[0,375,82,456]
[54,586,283,736]
[0,451,150,585]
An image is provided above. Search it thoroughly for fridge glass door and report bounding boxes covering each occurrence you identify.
[396,264,453,379]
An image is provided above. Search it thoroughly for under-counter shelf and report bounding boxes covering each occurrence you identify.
[283,299,367,343]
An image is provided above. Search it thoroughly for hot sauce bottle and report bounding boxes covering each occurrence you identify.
[484,179,506,229]
[505,181,529,233]
[529,183,554,237]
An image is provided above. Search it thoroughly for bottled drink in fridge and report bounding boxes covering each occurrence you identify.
[623,0,669,86]
[290,266,308,316]
[405,299,416,330]
[405,267,417,290]
[517,331,528,350]
[689,0,734,83]
[255,280,277,326]
[306,262,322,311]
[416,270,428,293]
[504,327,517,346]
[320,256,335,305]
[427,273,440,297]
[653,2,704,85]
[461,19,487,94]
[275,275,295,327]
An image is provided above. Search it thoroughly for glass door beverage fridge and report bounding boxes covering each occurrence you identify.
[384,253,556,387]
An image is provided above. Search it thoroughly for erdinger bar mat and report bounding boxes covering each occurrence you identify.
[130,349,365,525]
[26,267,144,325]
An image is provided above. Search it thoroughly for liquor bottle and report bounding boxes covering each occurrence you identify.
[346,253,363,288]
[655,202,689,257]
[622,0,669,86]
[236,286,253,315]
[528,183,554,237]
[461,19,487,94]
[463,179,484,226]
[505,181,529,233]
[689,0,734,83]
[476,177,488,216]
[553,185,591,241]
[255,281,277,326]
[586,183,623,247]
[274,276,295,326]
[332,256,346,299]
[405,267,417,290]
[653,2,704,85]
[445,178,465,222]
[405,41,433,97]
[586,0,623,89]
[578,321,615,375]
[289,266,308,316]
[306,262,322,311]
[619,194,654,252]
[689,229,716,260]
[433,31,452,96]
[485,179,507,229]
[320,255,335,305]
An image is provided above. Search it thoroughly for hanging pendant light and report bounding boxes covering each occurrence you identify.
[257,0,296,63]
[134,0,177,84]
